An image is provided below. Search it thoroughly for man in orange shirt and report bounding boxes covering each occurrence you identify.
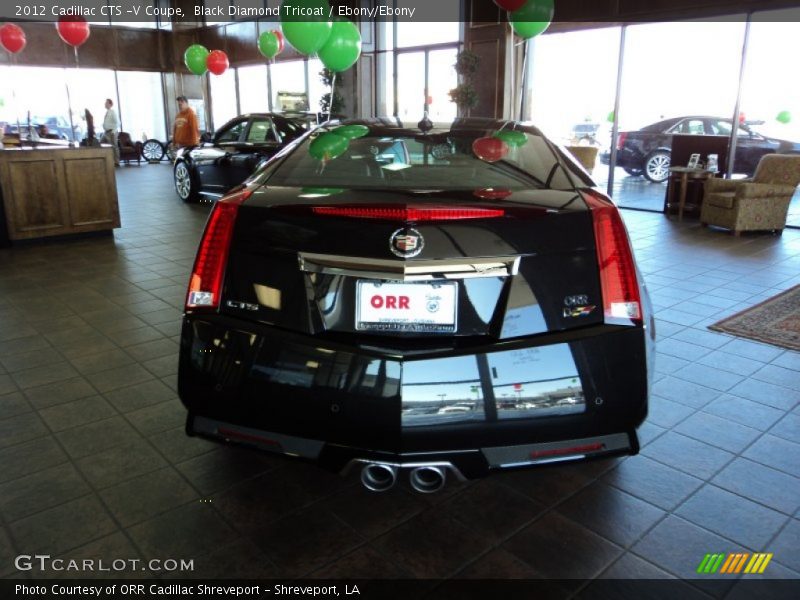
[172,96,200,150]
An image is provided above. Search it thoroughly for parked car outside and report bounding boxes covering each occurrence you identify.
[601,116,800,183]
[30,115,83,141]
[569,122,603,146]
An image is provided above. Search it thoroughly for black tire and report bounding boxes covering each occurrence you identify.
[624,167,643,177]
[142,139,165,162]
[166,140,177,163]
[643,150,671,183]
[174,161,198,203]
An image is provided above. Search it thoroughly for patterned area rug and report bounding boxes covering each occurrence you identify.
[709,285,800,351]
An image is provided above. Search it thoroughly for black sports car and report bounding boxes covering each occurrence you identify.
[178,118,655,493]
[173,113,309,202]
[605,116,800,183]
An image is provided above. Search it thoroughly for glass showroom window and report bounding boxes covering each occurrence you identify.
[741,10,800,228]
[527,28,620,144]
[116,71,167,141]
[271,60,308,111]
[210,68,239,130]
[615,19,745,210]
[396,52,426,121]
[0,66,75,140]
[375,20,394,116]
[66,68,119,141]
[389,4,461,120]
[527,27,620,194]
[427,48,458,123]
[238,64,270,114]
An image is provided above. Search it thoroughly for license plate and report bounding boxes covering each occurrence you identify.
[356,281,458,332]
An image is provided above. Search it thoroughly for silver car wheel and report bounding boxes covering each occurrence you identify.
[142,139,165,161]
[175,162,192,199]
[644,152,671,183]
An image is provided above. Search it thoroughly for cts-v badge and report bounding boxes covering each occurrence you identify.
[390,228,424,258]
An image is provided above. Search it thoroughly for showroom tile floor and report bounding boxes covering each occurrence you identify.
[1,165,799,594]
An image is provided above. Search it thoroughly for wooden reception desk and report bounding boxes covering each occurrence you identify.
[0,146,120,242]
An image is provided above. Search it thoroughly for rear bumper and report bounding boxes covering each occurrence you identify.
[188,414,638,479]
[178,315,651,479]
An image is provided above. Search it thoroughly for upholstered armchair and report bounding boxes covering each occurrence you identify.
[700,154,800,235]
[117,132,143,165]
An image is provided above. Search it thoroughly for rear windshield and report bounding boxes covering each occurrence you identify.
[265,127,586,191]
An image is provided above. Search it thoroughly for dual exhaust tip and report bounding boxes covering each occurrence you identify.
[360,463,446,494]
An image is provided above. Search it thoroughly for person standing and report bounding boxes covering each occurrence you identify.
[172,96,200,151]
[101,98,120,166]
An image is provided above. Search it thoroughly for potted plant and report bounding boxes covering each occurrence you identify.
[320,68,345,118]
[449,50,481,116]
[448,85,478,113]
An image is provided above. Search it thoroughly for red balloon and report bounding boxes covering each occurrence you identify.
[273,30,285,53]
[493,0,526,11]
[56,16,90,48]
[739,112,746,124]
[0,24,26,54]
[206,50,229,75]
[472,137,509,163]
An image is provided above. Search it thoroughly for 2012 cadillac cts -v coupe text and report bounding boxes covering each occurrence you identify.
[178,118,655,493]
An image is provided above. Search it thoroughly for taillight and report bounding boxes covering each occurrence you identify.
[185,188,252,311]
[617,132,628,151]
[582,191,642,325]
[311,205,504,221]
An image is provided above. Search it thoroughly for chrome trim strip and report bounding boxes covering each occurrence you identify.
[192,416,324,459]
[298,252,521,281]
[481,432,631,468]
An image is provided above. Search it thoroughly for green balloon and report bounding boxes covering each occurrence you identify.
[334,124,369,139]
[184,44,209,75]
[509,0,554,40]
[258,32,280,59]
[318,19,362,73]
[776,110,792,124]
[281,0,333,55]
[493,130,528,147]
[309,132,349,161]
[607,111,616,123]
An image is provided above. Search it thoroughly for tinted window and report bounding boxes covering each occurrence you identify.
[267,128,581,191]
[674,119,705,135]
[709,120,749,138]
[246,119,278,143]
[273,118,306,141]
[215,120,246,143]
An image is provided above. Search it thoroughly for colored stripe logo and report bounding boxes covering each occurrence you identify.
[697,553,773,574]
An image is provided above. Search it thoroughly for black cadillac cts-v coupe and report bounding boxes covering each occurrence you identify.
[178,118,655,493]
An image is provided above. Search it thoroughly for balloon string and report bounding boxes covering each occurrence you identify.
[11,52,21,141]
[518,39,528,120]
[66,46,79,145]
[330,71,337,119]
[509,31,515,121]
